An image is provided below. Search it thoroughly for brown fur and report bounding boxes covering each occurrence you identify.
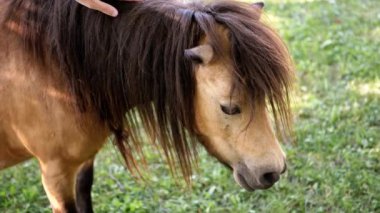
[1,0,292,186]
[1,0,293,211]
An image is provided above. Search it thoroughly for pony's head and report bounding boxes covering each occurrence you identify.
[185,2,293,190]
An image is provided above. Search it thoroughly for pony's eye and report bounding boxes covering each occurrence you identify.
[220,104,241,115]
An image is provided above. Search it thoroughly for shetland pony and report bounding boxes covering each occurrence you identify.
[0,0,293,212]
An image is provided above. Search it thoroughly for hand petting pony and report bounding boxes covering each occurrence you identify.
[76,0,141,17]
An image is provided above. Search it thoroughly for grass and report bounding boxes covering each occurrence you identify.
[1,0,379,212]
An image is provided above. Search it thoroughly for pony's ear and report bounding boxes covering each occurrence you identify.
[251,2,264,19]
[252,2,264,10]
[185,44,214,64]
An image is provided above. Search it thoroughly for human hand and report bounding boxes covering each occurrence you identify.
[76,0,119,17]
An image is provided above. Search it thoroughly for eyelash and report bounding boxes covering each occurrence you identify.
[220,104,241,115]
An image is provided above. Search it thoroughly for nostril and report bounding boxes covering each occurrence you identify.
[260,172,280,187]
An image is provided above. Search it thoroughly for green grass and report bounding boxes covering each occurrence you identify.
[1,0,379,212]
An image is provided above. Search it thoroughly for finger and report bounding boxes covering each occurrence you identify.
[76,0,93,9]
[76,0,118,17]
[91,0,118,17]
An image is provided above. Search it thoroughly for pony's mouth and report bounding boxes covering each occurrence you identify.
[233,170,255,191]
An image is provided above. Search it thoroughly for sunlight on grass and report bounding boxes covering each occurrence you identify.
[291,88,316,111]
[264,13,289,28]
[370,27,380,42]
[349,80,380,95]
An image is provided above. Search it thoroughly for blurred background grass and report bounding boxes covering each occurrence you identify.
[1,0,379,212]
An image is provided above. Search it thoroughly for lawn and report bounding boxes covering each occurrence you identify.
[1,0,379,212]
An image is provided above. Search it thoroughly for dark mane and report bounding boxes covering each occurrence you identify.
[2,0,293,181]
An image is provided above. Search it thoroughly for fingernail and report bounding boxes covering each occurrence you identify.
[111,9,118,17]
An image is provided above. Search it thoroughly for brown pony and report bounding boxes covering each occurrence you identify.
[0,0,293,212]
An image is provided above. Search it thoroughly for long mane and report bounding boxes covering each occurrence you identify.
[2,0,293,181]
